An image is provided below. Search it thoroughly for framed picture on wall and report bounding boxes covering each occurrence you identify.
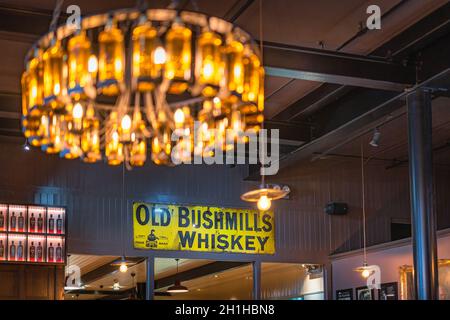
[356,286,375,300]
[336,288,353,300]
[379,282,398,300]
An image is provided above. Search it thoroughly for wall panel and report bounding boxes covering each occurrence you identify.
[1,139,449,263]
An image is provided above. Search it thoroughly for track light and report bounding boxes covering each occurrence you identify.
[369,128,381,147]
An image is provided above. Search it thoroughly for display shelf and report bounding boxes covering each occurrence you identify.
[28,206,46,234]
[0,204,66,265]
[27,235,46,263]
[8,233,27,262]
[0,204,7,232]
[47,207,65,235]
[0,233,6,261]
[8,205,27,233]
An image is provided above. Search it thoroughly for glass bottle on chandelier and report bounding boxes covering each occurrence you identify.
[67,31,95,98]
[27,50,45,117]
[132,17,165,92]
[195,29,223,97]
[98,22,125,96]
[223,34,245,100]
[165,18,192,94]
[43,40,65,109]
[81,106,101,163]
[242,47,261,104]
[42,113,65,154]
[105,112,124,165]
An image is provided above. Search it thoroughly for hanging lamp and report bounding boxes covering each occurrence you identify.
[111,162,134,272]
[354,142,372,279]
[240,0,288,211]
[167,258,189,293]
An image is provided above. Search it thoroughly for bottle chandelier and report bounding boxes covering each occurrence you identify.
[21,8,264,167]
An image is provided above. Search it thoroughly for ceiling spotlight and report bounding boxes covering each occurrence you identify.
[369,128,381,147]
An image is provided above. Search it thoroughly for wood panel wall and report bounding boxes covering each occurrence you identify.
[0,138,449,263]
[0,264,65,300]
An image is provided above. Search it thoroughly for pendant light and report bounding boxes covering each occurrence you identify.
[111,162,134,272]
[354,142,372,279]
[240,0,288,211]
[167,259,189,293]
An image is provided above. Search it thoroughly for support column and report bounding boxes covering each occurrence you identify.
[252,261,261,300]
[146,257,155,300]
[323,263,333,300]
[406,88,438,300]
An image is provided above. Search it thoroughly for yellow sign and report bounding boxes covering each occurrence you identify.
[133,202,275,255]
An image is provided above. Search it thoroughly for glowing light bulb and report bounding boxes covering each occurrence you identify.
[154,46,166,65]
[257,195,271,211]
[88,55,98,73]
[121,115,132,131]
[174,108,185,125]
[361,269,371,278]
[72,103,84,119]
[119,263,128,273]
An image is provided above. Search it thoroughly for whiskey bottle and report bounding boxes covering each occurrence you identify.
[30,213,36,232]
[48,243,54,262]
[10,212,16,230]
[17,241,23,260]
[37,242,42,261]
[56,214,62,234]
[0,211,4,229]
[18,212,24,231]
[37,213,43,232]
[49,214,55,233]
[10,241,16,260]
[0,240,4,258]
[56,243,62,262]
[30,241,36,261]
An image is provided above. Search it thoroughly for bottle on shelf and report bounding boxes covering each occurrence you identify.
[56,242,62,262]
[0,240,4,258]
[48,242,54,262]
[56,214,63,234]
[30,213,36,232]
[10,212,16,231]
[30,241,36,261]
[18,212,24,231]
[48,214,55,233]
[10,241,16,260]
[37,242,43,262]
[17,241,23,260]
[0,210,4,229]
[37,213,43,232]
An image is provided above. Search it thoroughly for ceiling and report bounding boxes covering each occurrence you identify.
[0,0,447,137]
[65,254,322,300]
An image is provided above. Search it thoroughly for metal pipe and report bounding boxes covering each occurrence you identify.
[146,257,155,300]
[406,88,438,300]
[252,261,261,300]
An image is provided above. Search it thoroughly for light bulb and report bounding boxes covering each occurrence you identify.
[119,263,128,273]
[174,108,185,125]
[72,102,84,119]
[88,55,98,73]
[257,195,271,211]
[154,46,167,65]
[361,269,371,278]
[121,115,132,131]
